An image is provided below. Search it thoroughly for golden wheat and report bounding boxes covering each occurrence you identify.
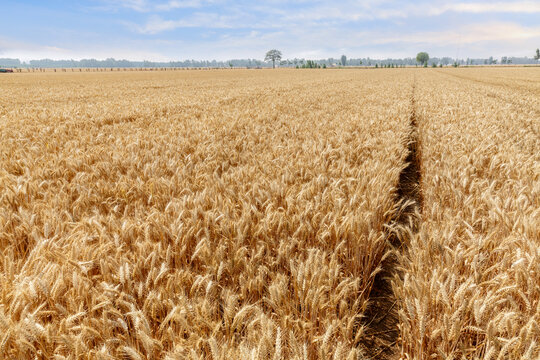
[2,67,537,359]
[394,68,539,359]
[1,69,412,359]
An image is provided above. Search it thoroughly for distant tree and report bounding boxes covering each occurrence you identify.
[341,55,347,66]
[535,49,540,61]
[416,52,429,66]
[265,49,282,69]
[304,60,319,68]
[440,57,452,65]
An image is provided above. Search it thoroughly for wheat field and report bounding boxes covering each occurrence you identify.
[0,68,538,359]
[395,68,539,359]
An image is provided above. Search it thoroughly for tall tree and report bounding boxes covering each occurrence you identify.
[341,55,347,66]
[265,50,282,69]
[535,48,540,60]
[416,52,429,66]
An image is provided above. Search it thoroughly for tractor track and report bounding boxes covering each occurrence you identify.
[361,81,422,359]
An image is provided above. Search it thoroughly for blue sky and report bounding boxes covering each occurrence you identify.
[1,0,539,61]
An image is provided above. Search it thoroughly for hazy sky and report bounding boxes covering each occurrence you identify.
[1,0,539,61]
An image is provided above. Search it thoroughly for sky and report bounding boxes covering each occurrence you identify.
[0,0,539,61]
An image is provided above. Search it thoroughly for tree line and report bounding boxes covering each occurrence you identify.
[1,51,539,69]
[0,58,268,69]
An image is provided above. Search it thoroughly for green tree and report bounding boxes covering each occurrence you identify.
[304,60,319,68]
[535,49,540,61]
[416,52,429,66]
[341,55,347,66]
[265,49,282,69]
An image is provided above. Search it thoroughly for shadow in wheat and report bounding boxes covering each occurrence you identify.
[361,84,423,359]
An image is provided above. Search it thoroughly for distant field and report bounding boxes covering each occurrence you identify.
[0,68,538,359]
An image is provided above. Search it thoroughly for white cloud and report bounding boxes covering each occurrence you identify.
[155,1,205,11]
[287,1,540,21]
[157,19,540,59]
[7,1,540,61]
[0,37,68,60]
[0,35,173,62]
[134,13,241,34]
[126,1,540,36]
[438,1,540,14]
[112,0,147,11]
[100,0,206,12]
[368,22,540,45]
